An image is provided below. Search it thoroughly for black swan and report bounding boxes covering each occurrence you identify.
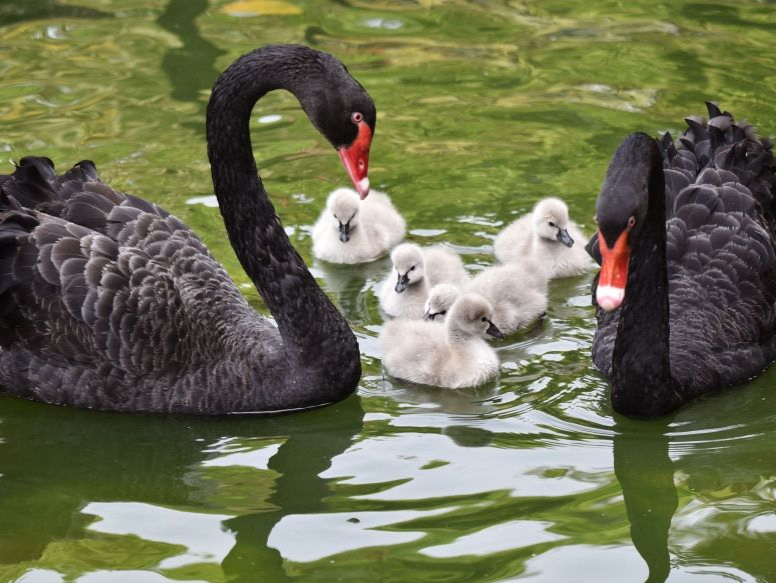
[0,44,376,414]
[588,103,776,418]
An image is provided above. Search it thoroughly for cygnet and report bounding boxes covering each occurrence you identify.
[312,187,405,264]
[426,259,548,336]
[494,197,591,278]
[466,259,548,335]
[379,243,468,319]
[381,293,504,388]
[424,283,461,321]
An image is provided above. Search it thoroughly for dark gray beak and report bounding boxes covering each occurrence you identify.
[556,228,574,247]
[395,272,409,293]
[339,222,350,243]
[486,320,504,339]
[424,311,438,321]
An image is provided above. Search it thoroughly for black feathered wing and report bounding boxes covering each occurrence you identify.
[0,157,279,412]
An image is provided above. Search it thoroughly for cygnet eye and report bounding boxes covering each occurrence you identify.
[440,310,447,315]
[410,265,416,271]
[549,221,556,228]
[481,316,487,322]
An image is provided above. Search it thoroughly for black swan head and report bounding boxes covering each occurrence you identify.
[595,132,665,313]
[207,44,375,199]
[296,60,375,199]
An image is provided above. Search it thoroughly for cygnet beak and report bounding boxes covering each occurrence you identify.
[395,272,409,293]
[486,320,504,339]
[339,221,350,243]
[556,228,574,247]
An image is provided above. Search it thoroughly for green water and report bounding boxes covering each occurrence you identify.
[2,0,776,581]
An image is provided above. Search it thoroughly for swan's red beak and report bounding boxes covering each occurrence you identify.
[338,121,372,199]
[597,228,630,312]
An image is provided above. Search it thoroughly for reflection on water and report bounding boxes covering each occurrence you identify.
[613,421,676,583]
[2,0,776,581]
[85,502,234,569]
[0,0,110,26]
[156,0,225,115]
[0,395,364,582]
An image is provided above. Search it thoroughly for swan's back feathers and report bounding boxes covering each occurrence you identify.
[588,104,776,265]
[592,105,776,394]
[0,157,279,412]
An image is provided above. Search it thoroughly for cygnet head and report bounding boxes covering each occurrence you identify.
[533,197,574,247]
[326,188,361,243]
[424,283,461,321]
[447,294,504,339]
[390,243,425,293]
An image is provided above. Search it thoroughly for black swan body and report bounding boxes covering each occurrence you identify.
[0,44,376,414]
[588,103,776,418]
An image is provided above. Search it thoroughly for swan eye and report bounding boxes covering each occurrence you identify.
[481,316,487,322]
[549,221,556,228]
[351,112,364,124]
[440,310,447,315]
[410,265,416,271]
[627,216,636,230]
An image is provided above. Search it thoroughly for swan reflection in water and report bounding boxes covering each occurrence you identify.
[613,382,776,583]
[0,395,364,582]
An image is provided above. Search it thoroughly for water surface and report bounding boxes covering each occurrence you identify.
[2,1,776,581]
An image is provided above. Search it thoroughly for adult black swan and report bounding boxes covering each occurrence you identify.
[588,103,776,418]
[0,44,375,414]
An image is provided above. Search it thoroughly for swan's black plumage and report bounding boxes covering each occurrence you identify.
[0,44,375,414]
[588,103,776,417]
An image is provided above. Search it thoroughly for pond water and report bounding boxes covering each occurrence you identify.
[2,1,776,581]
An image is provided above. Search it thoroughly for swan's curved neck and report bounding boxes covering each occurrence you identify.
[205,46,359,396]
[611,157,683,417]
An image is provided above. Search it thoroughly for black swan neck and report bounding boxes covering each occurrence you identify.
[205,45,360,397]
[610,137,683,417]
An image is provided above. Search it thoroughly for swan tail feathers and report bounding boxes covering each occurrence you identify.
[663,105,776,231]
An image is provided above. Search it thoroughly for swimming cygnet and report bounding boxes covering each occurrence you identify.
[312,187,406,264]
[426,259,548,336]
[424,283,461,321]
[381,293,504,388]
[494,197,591,278]
[379,243,469,319]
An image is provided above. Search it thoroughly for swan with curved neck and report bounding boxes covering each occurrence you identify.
[0,44,376,414]
[591,106,776,417]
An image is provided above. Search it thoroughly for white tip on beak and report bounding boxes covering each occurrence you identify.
[357,177,370,199]
[596,285,625,312]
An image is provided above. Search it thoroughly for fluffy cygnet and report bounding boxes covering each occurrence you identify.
[466,259,548,335]
[426,259,548,336]
[424,283,461,321]
[379,243,469,319]
[381,293,504,388]
[494,197,591,278]
[312,187,405,264]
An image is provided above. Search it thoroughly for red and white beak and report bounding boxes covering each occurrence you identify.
[596,228,630,312]
[337,120,372,199]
